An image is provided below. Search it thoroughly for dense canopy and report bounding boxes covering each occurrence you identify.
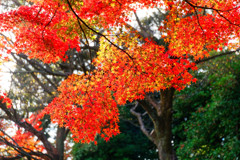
[0,0,239,159]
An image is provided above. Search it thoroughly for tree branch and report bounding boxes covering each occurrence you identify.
[16,53,69,77]
[184,0,240,27]
[134,12,151,39]
[196,48,240,64]
[138,99,159,122]
[184,0,240,12]
[11,54,54,96]
[145,95,162,116]
[0,129,50,160]
[12,0,22,7]
[0,101,56,159]
[42,4,60,41]
[65,0,134,60]
[130,102,154,142]
[76,19,93,72]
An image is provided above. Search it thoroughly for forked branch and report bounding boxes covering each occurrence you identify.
[130,102,154,142]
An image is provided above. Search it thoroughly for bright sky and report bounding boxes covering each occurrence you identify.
[0,60,14,92]
[0,2,16,93]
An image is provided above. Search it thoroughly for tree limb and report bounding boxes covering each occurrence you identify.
[0,101,56,159]
[145,95,162,116]
[130,102,154,142]
[196,48,240,64]
[134,12,152,39]
[0,129,50,160]
[16,53,69,77]
[184,0,240,12]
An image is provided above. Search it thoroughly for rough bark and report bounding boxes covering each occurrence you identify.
[155,88,175,160]
[154,88,176,160]
[56,127,68,160]
[136,88,176,160]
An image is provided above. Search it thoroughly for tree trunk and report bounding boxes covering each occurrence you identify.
[154,109,174,160]
[137,88,176,160]
[154,88,176,160]
[56,126,67,160]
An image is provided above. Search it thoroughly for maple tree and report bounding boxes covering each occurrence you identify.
[0,0,240,159]
[0,16,99,160]
[0,43,90,159]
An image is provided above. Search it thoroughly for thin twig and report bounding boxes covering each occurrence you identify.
[42,4,60,41]
[184,0,240,12]
[185,0,240,27]
[76,19,93,72]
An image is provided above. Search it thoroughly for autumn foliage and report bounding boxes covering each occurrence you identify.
[0,114,44,157]
[11,114,45,153]
[0,0,240,149]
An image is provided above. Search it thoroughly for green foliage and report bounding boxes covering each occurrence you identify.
[173,54,240,159]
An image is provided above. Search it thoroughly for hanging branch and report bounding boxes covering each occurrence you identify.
[76,19,93,73]
[184,0,240,12]
[42,4,60,41]
[184,0,240,27]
